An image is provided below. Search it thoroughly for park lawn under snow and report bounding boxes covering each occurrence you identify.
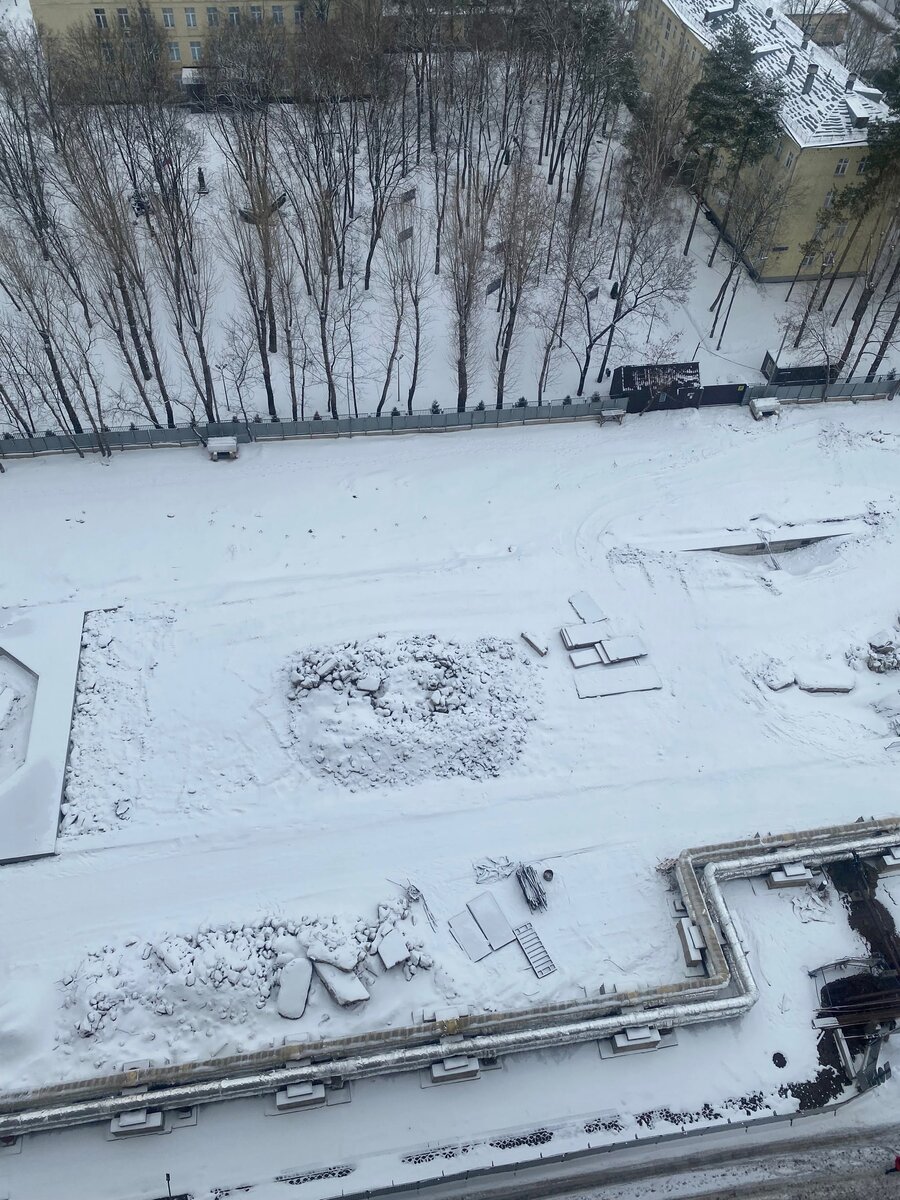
[2,399,900,1114]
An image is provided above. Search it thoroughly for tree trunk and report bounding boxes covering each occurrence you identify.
[456,321,469,413]
[817,215,864,311]
[116,272,152,382]
[865,297,900,381]
[318,309,338,419]
[406,299,421,415]
[495,300,518,410]
[376,311,403,417]
[837,284,874,373]
[41,333,82,433]
[707,144,748,269]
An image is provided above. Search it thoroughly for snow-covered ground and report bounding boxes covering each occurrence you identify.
[2,400,900,1136]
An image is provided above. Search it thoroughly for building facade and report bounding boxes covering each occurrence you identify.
[29,1,314,67]
[634,0,892,282]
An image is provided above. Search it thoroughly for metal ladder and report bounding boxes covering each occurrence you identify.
[514,923,556,978]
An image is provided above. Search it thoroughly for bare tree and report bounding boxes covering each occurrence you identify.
[707,166,801,349]
[445,177,485,412]
[492,161,551,408]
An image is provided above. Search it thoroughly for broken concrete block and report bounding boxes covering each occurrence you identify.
[313,961,370,1006]
[377,927,410,970]
[276,956,313,1019]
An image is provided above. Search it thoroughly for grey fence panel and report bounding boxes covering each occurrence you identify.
[496,408,521,425]
[251,422,287,440]
[73,433,98,451]
[312,419,341,436]
[521,407,547,423]
[151,428,197,446]
[388,414,419,430]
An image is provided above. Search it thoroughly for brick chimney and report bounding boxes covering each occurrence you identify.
[845,73,857,91]
[787,53,796,73]
[802,63,819,94]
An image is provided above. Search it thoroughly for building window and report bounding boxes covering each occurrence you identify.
[801,252,816,268]
[94,7,108,27]
[665,15,671,38]
[294,2,304,23]
[190,40,202,59]
[834,158,849,176]
[207,6,219,23]
[228,5,240,22]
[784,151,794,171]
[162,7,175,26]
[824,190,835,209]
[857,157,869,174]
[835,221,848,239]
[823,251,836,266]
[185,6,197,25]
[773,138,782,162]
[116,7,129,25]
[272,3,283,20]
[168,40,181,59]
[250,3,262,19]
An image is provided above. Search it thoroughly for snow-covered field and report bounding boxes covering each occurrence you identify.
[2,399,900,1121]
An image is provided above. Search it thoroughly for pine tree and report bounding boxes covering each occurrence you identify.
[682,20,784,261]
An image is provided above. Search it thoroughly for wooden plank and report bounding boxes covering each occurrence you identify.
[520,632,548,657]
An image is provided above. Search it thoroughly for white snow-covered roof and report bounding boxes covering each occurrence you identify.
[658,0,892,148]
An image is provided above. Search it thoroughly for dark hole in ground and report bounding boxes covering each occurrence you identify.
[772,1051,786,1068]
[826,859,900,975]
[820,859,900,1051]
[776,856,900,1111]
[779,1030,848,1109]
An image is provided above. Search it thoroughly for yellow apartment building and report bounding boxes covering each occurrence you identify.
[29,0,312,67]
[634,0,893,281]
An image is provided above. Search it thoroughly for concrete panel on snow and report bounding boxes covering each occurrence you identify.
[0,605,84,862]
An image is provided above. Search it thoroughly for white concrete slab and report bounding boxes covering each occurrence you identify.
[448,910,492,961]
[599,635,647,663]
[0,605,84,862]
[466,891,515,950]
[575,661,662,700]
[568,592,605,623]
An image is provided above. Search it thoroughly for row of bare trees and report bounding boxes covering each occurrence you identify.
[0,0,698,438]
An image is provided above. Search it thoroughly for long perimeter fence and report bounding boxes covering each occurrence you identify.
[0,376,896,463]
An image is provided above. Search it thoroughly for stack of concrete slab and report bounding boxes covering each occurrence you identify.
[562,593,661,700]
